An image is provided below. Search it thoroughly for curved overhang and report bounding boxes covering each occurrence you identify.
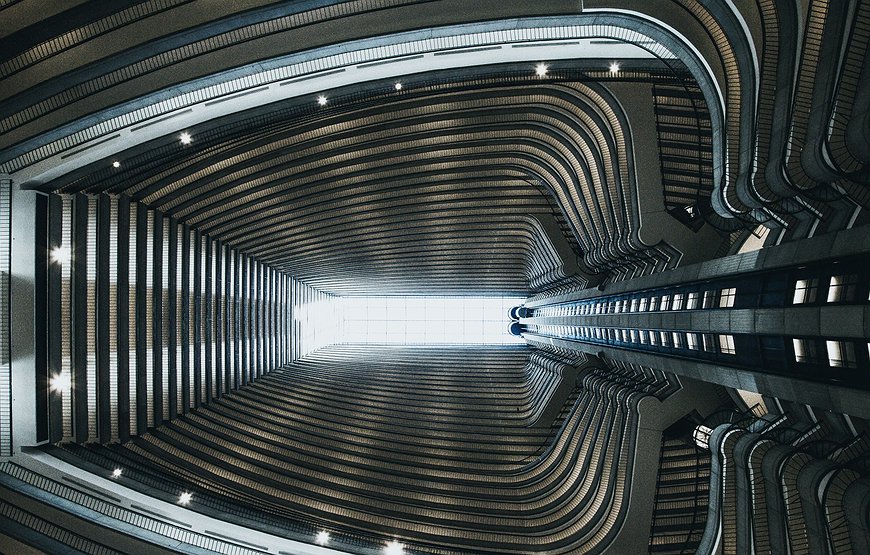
[6,16,697,183]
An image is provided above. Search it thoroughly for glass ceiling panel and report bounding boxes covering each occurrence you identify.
[340,296,525,345]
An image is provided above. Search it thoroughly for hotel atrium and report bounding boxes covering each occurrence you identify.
[0,1,869,553]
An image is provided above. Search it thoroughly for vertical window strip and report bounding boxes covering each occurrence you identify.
[188,231,195,410]
[236,254,243,387]
[221,245,228,393]
[176,224,184,416]
[293,278,299,361]
[249,260,257,378]
[199,235,207,403]
[0,179,10,456]
[86,197,98,441]
[108,198,119,441]
[236,251,243,387]
[210,240,218,399]
[60,196,73,440]
[127,203,137,435]
[274,270,279,368]
[211,241,224,397]
[161,217,170,422]
[263,266,270,371]
[145,211,155,428]
[273,272,279,368]
[280,274,286,366]
[226,249,234,392]
[222,248,229,392]
[254,259,259,376]
[260,262,266,375]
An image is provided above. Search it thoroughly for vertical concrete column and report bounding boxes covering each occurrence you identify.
[10,179,38,451]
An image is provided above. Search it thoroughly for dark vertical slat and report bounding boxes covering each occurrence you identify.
[167,219,177,420]
[192,230,202,408]
[223,246,232,393]
[251,260,263,378]
[135,203,148,434]
[267,268,273,371]
[248,256,255,381]
[47,194,63,443]
[116,196,130,442]
[290,278,296,362]
[276,271,281,367]
[96,195,111,443]
[213,240,222,398]
[72,195,89,443]
[249,256,255,380]
[204,237,213,403]
[180,225,190,413]
[240,254,247,386]
[34,194,48,443]
[151,212,163,427]
[233,250,240,389]
[262,267,269,372]
[281,273,290,365]
[262,263,268,374]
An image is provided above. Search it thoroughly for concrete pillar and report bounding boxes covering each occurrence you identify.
[10,181,39,452]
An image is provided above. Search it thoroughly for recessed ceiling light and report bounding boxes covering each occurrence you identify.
[315,530,330,545]
[384,539,405,555]
[609,62,620,74]
[179,132,192,145]
[112,468,122,478]
[535,62,548,77]
[112,161,121,168]
[394,82,402,90]
[317,95,328,106]
[49,245,71,265]
[49,373,71,393]
[178,492,193,505]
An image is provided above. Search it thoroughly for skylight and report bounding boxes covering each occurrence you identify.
[340,296,525,345]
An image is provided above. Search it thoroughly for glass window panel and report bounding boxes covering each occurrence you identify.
[719,334,736,354]
[827,274,858,303]
[826,340,857,368]
[793,279,818,304]
[702,290,716,309]
[793,338,816,363]
[719,287,736,308]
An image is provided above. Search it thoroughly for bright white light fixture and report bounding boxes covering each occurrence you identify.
[49,373,71,393]
[50,245,72,265]
[609,61,620,74]
[179,132,192,145]
[112,160,121,168]
[315,530,330,546]
[534,62,548,76]
[317,95,328,106]
[394,82,403,90]
[178,492,193,505]
[384,539,405,555]
[112,468,123,478]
